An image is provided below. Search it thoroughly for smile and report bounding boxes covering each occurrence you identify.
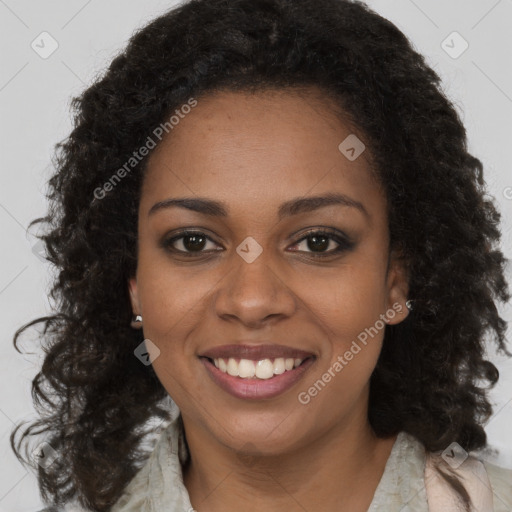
[212,356,305,379]
[200,356,315,400]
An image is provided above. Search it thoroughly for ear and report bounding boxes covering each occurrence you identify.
[384,249,410,325]
[128,277,141,315]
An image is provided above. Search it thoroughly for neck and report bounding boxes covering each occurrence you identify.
[181,411,397,512]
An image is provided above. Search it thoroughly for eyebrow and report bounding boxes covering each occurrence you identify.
[148,192,369,221]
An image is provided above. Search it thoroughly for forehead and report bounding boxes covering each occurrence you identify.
[141,88,386,222]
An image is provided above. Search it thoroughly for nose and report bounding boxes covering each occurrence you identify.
[213,249,297,328]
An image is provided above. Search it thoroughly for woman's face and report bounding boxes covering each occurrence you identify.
[129,88,409,454]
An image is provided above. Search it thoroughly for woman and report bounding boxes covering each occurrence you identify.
[11,0,512,511]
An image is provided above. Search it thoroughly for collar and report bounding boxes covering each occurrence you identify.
[111,413,428,512]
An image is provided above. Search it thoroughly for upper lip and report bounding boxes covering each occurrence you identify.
[199,343,315,361]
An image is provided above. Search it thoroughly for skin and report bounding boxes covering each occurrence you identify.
[128,87,410,512]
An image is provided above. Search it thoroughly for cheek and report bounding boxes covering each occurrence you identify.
[302,261,388,340]
[308,272,387,404]
[135,248,210,332]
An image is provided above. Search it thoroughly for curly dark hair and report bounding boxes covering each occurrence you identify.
[11,0,511,510]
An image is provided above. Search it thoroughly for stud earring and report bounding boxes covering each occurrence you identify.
[405,300,414,311]
[131,314,143,328]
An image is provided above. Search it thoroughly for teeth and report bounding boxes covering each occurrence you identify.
[273,358,285,375]
[255,359,274,379]
[239,358,256,378]
[212,357,305,379]
[227,358,239,377]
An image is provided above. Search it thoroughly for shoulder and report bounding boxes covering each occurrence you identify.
[424,446,511,512]
[481,459,512,511]
[35,504,91,512]
[110,417,184,511]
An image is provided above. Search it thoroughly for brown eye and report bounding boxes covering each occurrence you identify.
[289,229,354,257]
[162,231,220,256]
[179,233,208,252]
[301,233,332,252]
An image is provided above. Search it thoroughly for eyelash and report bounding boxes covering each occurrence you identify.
[161,229,354,259]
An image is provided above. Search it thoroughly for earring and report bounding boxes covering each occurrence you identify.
[131,314,143,328]
[405,300,414,311]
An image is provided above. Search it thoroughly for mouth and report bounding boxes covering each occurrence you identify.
[199,355,316,400]
[203,355,311,378]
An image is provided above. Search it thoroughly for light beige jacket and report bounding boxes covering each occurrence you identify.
[100,413,512,512]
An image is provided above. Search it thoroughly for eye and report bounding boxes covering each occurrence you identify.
[161,228,354,259]
[289,229,354,257]
[162,230,221,257]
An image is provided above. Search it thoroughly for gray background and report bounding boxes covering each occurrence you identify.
[1,0,511,510]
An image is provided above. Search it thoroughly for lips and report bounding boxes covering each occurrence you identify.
[199,343,315,361]
[198,343,316,400]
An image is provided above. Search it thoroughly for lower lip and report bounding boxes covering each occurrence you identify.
[199,357,315,400]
